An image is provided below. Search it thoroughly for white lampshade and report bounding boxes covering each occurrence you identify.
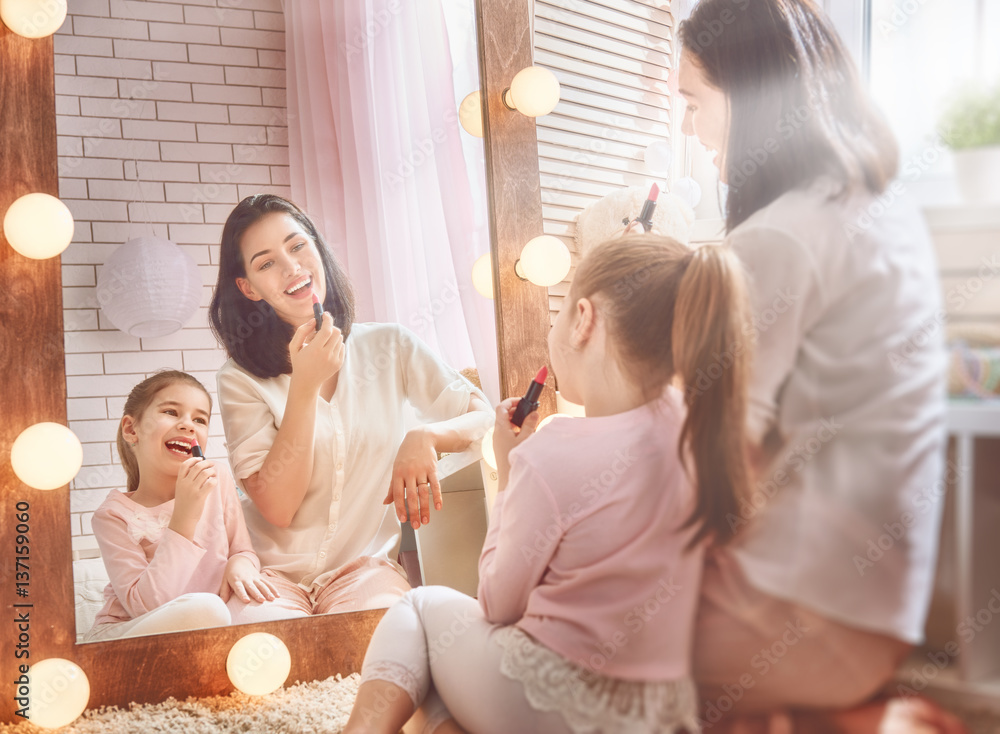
[27,658,90,729]
[673,177,702,209]
[459,90,484,138]
[11,422,83,491]
[227,633,291,696]
[519,235,571,287]
[97,237,202,338]
[482,425,497,470]
[505,66,560,117]
[0,0,67,38]
[3,193,74,259]
[644,141,672,176]
[472,252,494,299]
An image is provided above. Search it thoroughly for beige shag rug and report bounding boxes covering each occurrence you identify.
[0,673,360,734]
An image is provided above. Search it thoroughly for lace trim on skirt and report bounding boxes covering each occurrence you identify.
[360,659,427,708]
[495,626,701,734]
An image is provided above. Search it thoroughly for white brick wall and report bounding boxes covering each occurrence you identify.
[56,0,289,558]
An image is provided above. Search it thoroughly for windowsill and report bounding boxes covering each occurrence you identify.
[923,203,1000,232]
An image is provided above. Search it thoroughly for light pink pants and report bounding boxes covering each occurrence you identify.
[692,551,911,727]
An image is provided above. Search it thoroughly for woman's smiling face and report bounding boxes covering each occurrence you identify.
[235,212,328,328]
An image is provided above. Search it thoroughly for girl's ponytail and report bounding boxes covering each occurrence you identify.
[672,245,751,546]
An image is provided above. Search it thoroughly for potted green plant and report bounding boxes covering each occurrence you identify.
[939,82,1000,203]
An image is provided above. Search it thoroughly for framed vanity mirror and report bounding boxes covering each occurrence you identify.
[0,0,551,718]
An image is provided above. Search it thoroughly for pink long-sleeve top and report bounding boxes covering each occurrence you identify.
[91,465,259,625]
[478,390,705,682]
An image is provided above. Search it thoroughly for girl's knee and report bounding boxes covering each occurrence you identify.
[174,592,231,626]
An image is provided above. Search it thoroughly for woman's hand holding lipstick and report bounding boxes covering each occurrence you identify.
[289,312,344,396]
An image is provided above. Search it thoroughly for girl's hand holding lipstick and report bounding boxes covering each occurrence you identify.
[493,397,541,492]
[168,454,217,541]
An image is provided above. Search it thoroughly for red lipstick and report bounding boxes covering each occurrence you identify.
[311,290,323,331]
[511,366,548,428]
[191,438,204,459]
[636,182,659,232]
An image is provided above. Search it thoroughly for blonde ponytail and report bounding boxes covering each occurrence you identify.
[672,245,751,546]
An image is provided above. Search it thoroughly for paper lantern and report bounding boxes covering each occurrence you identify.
[97,237,202,338]
[3,193,74,259]
[459,90,484,137]
[11,422,83,490]
[27,658,90,729]
[0,0,68,38]
[227,633,291,696]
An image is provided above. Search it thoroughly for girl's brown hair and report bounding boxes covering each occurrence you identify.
[116,371,213,493]
[570,235,751,546]
[679,0,898,233]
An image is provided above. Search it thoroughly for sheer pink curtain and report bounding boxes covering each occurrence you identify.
[285,0,500,404]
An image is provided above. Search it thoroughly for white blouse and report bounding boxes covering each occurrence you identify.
[217,322,492,591]
[725,177,947,644]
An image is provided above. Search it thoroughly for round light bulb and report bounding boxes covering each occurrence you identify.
[537,413,573,432]
[519,235,571,287]
[459,90,484,138]
[227,633,291,696]
[11,422,83,491]
[3,193,74,259]
[0,0,68,38]
[673,177,702,209]
[643,141,672,176]
[28,658,90,729]
[507,66,560,117]
[472,252,494,299]
[482,425,497,470]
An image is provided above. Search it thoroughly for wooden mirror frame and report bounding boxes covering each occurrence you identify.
[0,0,555,719]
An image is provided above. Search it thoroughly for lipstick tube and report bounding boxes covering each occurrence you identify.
[511,366,548,427]
[636,182,659,233]
[311,291,323,331]
[191,439,204,459]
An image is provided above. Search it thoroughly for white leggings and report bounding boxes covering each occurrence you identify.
[85,592,233,641]
[360,586,573,734]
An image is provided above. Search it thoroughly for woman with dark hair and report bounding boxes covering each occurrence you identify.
[209,194,492,619]
[667,0,962,731]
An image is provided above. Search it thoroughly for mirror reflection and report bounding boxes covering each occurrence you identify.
[61,0,495,642]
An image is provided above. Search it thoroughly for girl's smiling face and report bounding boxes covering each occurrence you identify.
[121,382,211,481]
[677,49,730,181]
[235,212,328,327]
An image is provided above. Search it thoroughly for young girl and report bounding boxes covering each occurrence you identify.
[209,195,492,620]
[344,235,751,734]
[86,371,278,642]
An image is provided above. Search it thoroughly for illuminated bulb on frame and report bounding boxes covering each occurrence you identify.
[672,177,702,209]
[27,658,90,729]
[0,0,68,38]
[227,633,291,696]
[11,422,83,491]
[482,425,497,471]
[3,193,74,259]
[472,252,494,299]
[517,235,571,287]
[502,66,560,118]
[459,90,484,138]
